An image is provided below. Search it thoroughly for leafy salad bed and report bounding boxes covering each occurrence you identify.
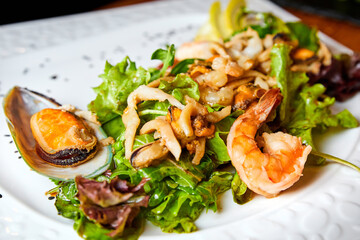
[49,0,359,239]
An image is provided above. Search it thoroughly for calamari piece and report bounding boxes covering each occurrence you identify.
[123,85,185,159]
[178,96,208,137]
[140,118,182,161]
[127,85,184,109]
[205,105,231,123]
[122,107,141,160]
[318,41,332,66]
[199,78,253,106]
[191,137,206,165]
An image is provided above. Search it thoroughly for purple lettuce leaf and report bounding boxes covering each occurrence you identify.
[75,176,149,237]
[308,53,360,101]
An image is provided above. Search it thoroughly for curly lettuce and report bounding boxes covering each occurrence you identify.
[88,57,150,123]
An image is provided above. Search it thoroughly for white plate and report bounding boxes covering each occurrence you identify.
[0,0,360,239]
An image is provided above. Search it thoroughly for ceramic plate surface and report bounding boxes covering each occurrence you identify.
[0,0,359,239]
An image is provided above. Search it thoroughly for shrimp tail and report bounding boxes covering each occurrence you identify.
[251,88,282,124]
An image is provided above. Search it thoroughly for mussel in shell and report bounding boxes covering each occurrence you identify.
[3,86,112,180]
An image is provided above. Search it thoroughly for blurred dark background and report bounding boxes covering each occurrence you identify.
[0,0,116,25]
[271,0,360,25]
[0,0,359,51]
[1,0,360,25]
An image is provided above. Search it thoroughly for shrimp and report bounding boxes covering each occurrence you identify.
[227,88,312,198]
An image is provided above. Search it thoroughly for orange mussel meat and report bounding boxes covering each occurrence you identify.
[30,108,98,167]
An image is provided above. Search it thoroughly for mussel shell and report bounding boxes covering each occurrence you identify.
[3,86,112,180]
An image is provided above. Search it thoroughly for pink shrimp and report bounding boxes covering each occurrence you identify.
[227,88,312,198]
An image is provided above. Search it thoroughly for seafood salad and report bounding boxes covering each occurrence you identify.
[3,0,360,239]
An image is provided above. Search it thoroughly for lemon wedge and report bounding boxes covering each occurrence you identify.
[195,1,222,41]
[195,0,245,41]
[221,0,245,37]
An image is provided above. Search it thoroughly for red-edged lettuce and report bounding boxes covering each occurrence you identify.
[54,178,147,240]
[308,53,360,101]
[75,176,149,238]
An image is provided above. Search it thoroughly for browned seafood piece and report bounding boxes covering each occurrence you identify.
[292,48,315,62]
[192,115,215,137]
[188,62,212,79]
[234,84,266,110]
[167,106,186,140]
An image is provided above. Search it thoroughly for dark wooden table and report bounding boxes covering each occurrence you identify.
[96,0,360,52]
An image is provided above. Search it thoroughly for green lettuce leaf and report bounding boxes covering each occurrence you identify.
[270,43,308,124]
[287,83,358,146]
[286,22,319,52]
[137,100,171,122]
[145,171,233,233]
[158,74,200,103]
[231,172,252,204]
[139,158,202,189]
[150,44,175,80]
[145,189,200,233]
[88,57,150,123]
[206,132,230,164]
[102,116,126,140]
[55,181,80,220]
[206,111,241,164]
[170,59,196,75]
[195,171,233,211]
[238,12,290,38]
